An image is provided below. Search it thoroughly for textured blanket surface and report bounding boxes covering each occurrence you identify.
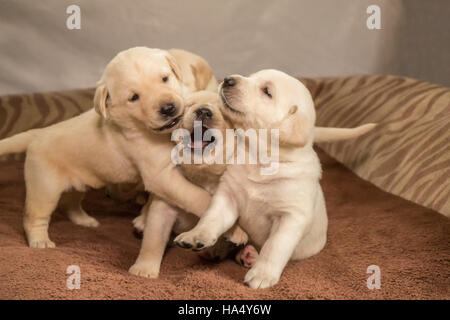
[1,149,448,300]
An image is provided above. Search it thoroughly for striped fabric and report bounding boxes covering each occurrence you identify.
[0,75,448,216]
[0,88,94,161]
[302,75,450,217]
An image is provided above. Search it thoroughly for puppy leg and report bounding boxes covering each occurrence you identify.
[58,191,99,227]
[145,167,212,218]
[23,159,66,248]
[174,183,239,250]
[244,214,306,289]
[129,198,178,278]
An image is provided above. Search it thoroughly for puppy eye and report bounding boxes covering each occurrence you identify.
[129,93,139,102]
[263,87,272,98]
[162,76,169,83]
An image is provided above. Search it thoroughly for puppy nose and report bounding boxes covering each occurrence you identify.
[160,103,176,116]
[195,107,213,120]
[223,77,236,88]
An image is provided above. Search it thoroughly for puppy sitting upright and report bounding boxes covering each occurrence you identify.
[175,70,335,289]
[0,47,212,248]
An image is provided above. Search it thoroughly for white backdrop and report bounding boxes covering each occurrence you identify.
[0,0,448,95]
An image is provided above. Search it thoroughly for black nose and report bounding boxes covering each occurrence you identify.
[223,77,236,88]
[195,107,213,120]
[160,103,176,116]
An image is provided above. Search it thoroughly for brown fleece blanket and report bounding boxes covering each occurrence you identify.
[0,148,448,300]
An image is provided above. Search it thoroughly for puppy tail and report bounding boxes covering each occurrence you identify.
[314,123,377,143]
[0,129,38,156]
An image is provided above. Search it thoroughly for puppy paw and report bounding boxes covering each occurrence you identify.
[224,226,248,246]
[76,216,100,228]
[132,214,146,234]
[235,245,258,268]
[174,230,217,251]
[29,238,56,249]
[244,263,280,289]
[129,262,159,278]
[69,212,100,228]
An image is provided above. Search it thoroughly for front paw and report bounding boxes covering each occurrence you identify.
[244,263,280,289]
[174,229,217,251]
[29,238,56,249]
[224,226,248,246]
[129,262,159,278]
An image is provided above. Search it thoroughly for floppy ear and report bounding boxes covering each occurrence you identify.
[93,81,109,118]
[278,105,310,148]
[165,54,183,82]
[190,60,214,91]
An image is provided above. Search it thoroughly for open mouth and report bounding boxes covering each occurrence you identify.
[220,89,242,114]
[157,115,182,131]
[190,123,216,150]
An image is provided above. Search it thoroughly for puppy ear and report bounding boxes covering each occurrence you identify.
[278,105,310,148]
[94,81,109,118]
[190,60,214,91]
[165,54,183,82]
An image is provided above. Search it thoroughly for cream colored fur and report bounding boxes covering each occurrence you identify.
[131,89,376,279]
[174,70,339,289]
[0,47,214,248]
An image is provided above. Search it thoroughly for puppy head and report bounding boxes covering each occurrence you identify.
[219,69,315,148]
[178,90,228,174]
[94,47,184,134]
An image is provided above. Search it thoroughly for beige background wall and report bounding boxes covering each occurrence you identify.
[0,0,448,95]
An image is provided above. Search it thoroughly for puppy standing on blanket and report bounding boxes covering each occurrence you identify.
[0,47,214,248]
[175,70,349,289]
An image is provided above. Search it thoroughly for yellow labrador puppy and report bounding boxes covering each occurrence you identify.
[105,48,218,203]
[0,47,213,248]
[129,91,245,277]
[174,70,347,289]
[132,90,375,278]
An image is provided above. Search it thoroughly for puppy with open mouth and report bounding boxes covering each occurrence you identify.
[131,89,375,278]
[174,70,376,289]
[129,91,248,278]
